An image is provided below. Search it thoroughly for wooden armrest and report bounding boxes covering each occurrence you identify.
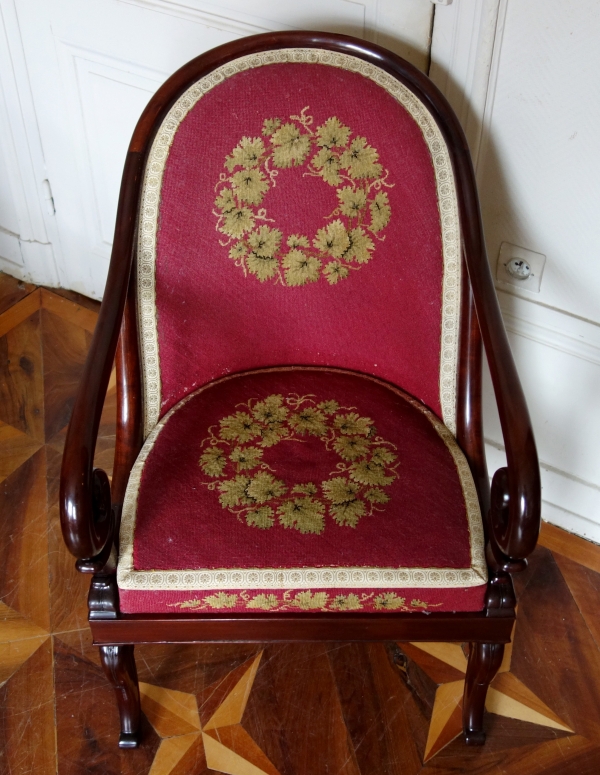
[476,269,540,566]
[60,151,144,560]
[456,149,541,567]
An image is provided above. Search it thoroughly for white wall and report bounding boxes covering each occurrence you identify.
[432,0,600,542]
[0,0,61,285]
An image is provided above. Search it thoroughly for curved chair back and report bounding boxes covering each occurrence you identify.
[135,43,465,440]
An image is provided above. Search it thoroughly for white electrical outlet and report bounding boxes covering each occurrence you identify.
[496,242,546,294]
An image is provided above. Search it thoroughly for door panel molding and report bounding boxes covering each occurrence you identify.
[55,39,166,259]
[0,0,60,284]
[118,0,371,36]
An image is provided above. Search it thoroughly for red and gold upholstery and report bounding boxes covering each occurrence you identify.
[137,49,460,438]
[117,369,487,614]
[120,48,484,614]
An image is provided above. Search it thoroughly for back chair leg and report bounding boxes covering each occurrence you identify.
[462,641,504,745]
[99,644,141,748]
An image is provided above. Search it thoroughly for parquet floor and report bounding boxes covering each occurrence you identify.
[1,271,600,774]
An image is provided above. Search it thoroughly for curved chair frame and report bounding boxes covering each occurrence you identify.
[60,31,541,749]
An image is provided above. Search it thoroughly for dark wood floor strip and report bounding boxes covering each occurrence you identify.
[552,552,600,653]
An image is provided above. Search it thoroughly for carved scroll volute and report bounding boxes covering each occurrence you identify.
[486,467,528,574]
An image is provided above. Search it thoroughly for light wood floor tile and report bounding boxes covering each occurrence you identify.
[423,680,464,762]
[0,448,50,631]
[141,650,278,775]
[204,652,262,730]
[0,635,49,685]
[140,683,201,737]
[0,272,36,316]
[0,288,41,338]
[203,726,280,775]
[487,672,573,732]
[539,520,600,574]
[399,640,466,684]
[46,286,100,314]
[0,601,48,642]
[0,637,56,774]
[149,733,202,775]
[0,309,45,440]
[408,641,467,674]
[0,422,42,482]
[40,287,97,333]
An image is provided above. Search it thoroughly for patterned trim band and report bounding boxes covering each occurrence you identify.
[136,48,462,439]
[117,369,485,593]
[118,567,485,591]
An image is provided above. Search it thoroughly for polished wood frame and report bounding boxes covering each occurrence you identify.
[60,31,540,750]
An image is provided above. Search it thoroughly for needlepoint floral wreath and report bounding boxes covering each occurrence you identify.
[198,393,400,534]
[212,107,394,286]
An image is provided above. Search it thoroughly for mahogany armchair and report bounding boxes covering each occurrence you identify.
[60,31,541,750]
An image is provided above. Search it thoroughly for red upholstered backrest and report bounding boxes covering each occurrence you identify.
[137,50,461,438]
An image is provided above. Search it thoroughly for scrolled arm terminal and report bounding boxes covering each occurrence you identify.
[59,151,144,563]
[451,144,541,570]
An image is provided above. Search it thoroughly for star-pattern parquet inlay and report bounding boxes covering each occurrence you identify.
[1,272,600,774]
[400,630,574,764]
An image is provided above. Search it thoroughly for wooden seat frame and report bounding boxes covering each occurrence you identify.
[59,31,541,750]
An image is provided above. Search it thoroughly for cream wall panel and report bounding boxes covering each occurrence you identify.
[54,42,165,263]
[120,0,433,68]
[477,0,600,325]
[0,0,59,283]
[429,0,500,162]
[0,101,21,239]
[482,294,600,543]
[431,0,600,541]
[479,0,600,541]
[486,303,600,489]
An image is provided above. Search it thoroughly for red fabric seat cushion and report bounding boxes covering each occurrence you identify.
[117,369,487,614]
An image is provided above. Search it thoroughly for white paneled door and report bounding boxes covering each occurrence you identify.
[2,0,434,298]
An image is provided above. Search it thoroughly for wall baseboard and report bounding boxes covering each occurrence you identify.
[0,228,23,267]
[0,239,59,286]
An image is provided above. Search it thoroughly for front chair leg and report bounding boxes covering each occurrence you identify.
[463,642,504,745]
[99,645,141,748]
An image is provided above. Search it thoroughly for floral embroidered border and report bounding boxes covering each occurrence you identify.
[136,49,462,439]
[167,590,443,613]
[117,369,486,593]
